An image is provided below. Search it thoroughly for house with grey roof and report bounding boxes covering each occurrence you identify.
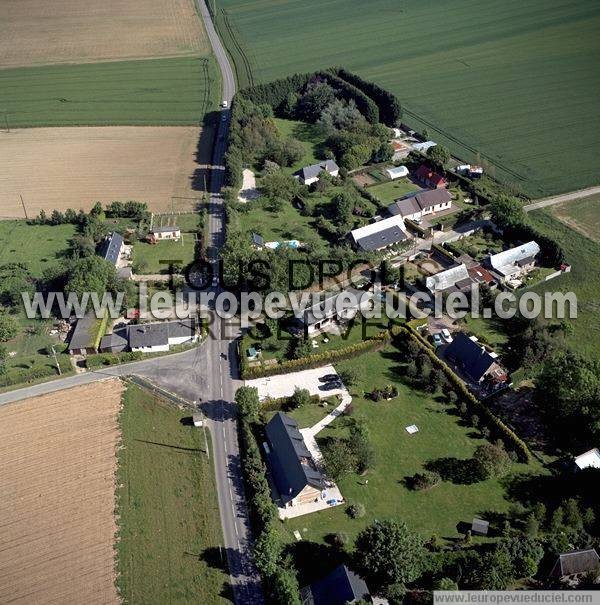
[550,549,599,580]
[296,160,339,186]
[265,412,325,508]
[388,188,452,221]
[444,333,507,385]
[296,288,374,336]
[486,241,540,282]
[98,232,124,266]
[127,319,197,353]
[350,215,408,252]
[300,565,371,605]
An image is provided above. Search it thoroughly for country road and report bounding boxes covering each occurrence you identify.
[523,185,600,212]
[0,3,263,604]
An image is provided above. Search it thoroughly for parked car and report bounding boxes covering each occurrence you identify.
[432,333,443,348]
[221,100,228,108]
[441,329,453,343]
[319,381,343,391]
[319,374,339,383]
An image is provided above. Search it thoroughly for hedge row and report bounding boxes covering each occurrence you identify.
[86,351,144,370]
[431,242,458,262]
[317,71,379,123]
[241,331,390,379]
[238,72,313,110]
[0,364,61,388]
[394,325,532,462]
[239,418,301,604]
[333,67,402,126]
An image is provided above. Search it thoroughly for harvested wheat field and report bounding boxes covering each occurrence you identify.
[0,126,212,218]
[0,380,123,605]
[0,0,209,68]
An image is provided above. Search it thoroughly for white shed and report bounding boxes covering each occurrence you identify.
[385,166,409,180]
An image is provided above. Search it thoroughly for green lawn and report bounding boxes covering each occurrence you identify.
[450,231,504,261]
[132,234,197,274]
[219,0,600,196]
[367,179,421,204]
[0,220,75,276]
[281,347,544,545]
[273,118,322,173]
[528,209,600,359]
[0,56,219,127]
[550,195,600,243]
[116,384,230,605]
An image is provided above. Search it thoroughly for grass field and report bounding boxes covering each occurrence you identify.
[116,384,230,604]
[1,127,211,218]
[219,0,600,197]
[0,0,208,69]
[0,220,75,275]
[0,56,219,128]
[273,118,322,173]
[550,195,600,243]
[0,381,123,604]
[281,347,544,545]
[132,234,197,274]
[367,179,421,204]
[528,209,600,359]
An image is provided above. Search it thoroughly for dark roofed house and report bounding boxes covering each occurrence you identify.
[550,549,599,580]
[265,412,325,508]
[68,313,107,355]
[350,215,408,252]
[98,232,124,266]
[388,188,452,220]
[251,233,264,249]
[127,319,197,353]
[300,565,371,605]
[414,164,447,189]
[296,160,339,186]
[444,333,507,385]
[99,328,129,354]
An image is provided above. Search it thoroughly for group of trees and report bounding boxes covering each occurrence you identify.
[322,418,375,479]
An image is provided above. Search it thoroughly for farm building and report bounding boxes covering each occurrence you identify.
[486,241,540,282]
[350,215,408,252]
[425,263,472,294]
[388,188,452,221]
[265,412,325,509]
[444,333,508,385]
[573,448,600,471]
[391,140,411,160]
[412,141,437,153]
[98,232,124,266]
[68,313,107,355]
[385,165,409,180]
[127,319,197,353]
[297,288,373,336]
[295,160,339,186]
[455,164,484,179]
[300,565,371,605]
[414,164,447,189]
[550,549,600,580]
[149,225,181,242]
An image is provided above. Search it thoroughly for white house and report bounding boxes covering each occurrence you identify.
[128,319,197,353]
[385,165,409,180]
[487,241,541,282]
[351,215,408,252]
[298,288,374,336]
[296,160,339,186]
[149,225,181,242]
[388,189,452,221]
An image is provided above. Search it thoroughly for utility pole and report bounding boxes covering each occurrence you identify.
[19,195,28,220]
[2,111,9,133]
[194,400,210,459]
[51,346,62,376]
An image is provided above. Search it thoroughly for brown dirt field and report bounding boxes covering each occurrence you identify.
[0,0,209,69]
[0,379,123,604]
[0,126,213,218]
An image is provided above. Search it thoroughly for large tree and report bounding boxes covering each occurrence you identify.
[235,386,261,423]
[64,256,119,302]
[0,314,19,342]
[489,194,526,230]
[354,520,424,588]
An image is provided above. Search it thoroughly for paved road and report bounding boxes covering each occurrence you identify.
[0,3,263,603]
[523,185,600,212]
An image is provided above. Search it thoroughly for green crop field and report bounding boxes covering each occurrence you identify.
[0,56,219,128]
[116,384,230,605]
[0,220,75,276]
[218,0,600,197]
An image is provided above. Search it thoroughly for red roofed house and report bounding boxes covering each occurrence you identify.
[415,164,447,189]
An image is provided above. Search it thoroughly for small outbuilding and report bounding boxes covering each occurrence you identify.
[385,165,409,180]
[550,548,600,580]
[148,225,181,242]
[192,414,204,427]
[574,448,600,471]
[471,518,489,536]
